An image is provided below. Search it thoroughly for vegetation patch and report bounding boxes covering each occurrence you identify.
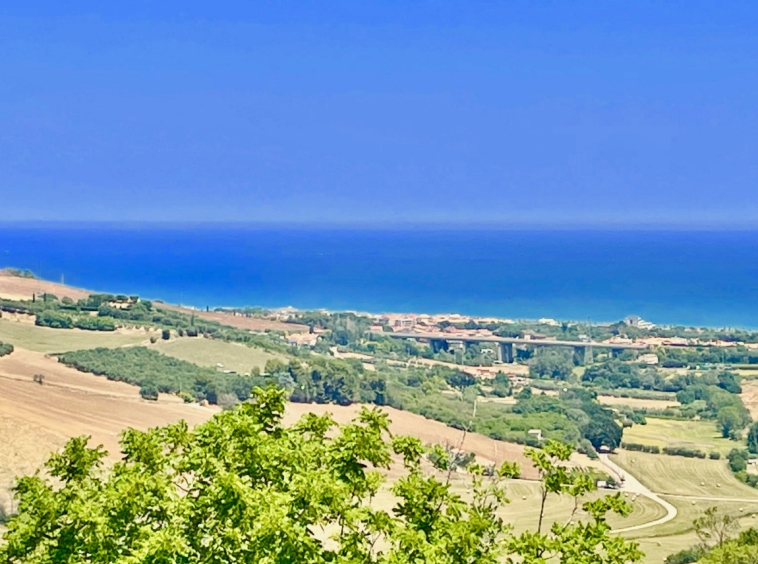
[0,341,13,357]
[58,347,254,405]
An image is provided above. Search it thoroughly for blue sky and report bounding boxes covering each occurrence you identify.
[2,1,758,225]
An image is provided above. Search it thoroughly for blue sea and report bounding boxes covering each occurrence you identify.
[1,226,757,328]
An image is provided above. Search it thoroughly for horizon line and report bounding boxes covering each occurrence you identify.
[2,219,758,231]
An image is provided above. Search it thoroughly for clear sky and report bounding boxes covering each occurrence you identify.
[2,1,758,226]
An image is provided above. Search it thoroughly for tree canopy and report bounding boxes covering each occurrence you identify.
[0,387,642,564]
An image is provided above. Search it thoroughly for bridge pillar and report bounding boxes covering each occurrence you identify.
[498,343,514,363]
[573,346,591,366]
[430,339,449,353]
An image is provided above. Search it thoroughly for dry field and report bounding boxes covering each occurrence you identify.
[155,302,309,333]
[741,379,758,420]
[0,273,308,334]
[0,348,214,510]
[0,347,555,512]
[0,273,91,302]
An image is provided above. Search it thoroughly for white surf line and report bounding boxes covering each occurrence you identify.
[598,454,678,533]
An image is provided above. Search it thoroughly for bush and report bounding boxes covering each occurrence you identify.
[622,442,661,454]
[35,310,73,329]
[664,547,702,564]
[662,447,705,459]
[73,316,117,331]
[139,382,159,401]
[728,448,749,473]
[161,329,171,340]
[709,451,722,460]
[217,393,240,410]
[578,438,599,459]
[0,342,13,358]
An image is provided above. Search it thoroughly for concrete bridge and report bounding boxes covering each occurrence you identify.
[374,331,649,364]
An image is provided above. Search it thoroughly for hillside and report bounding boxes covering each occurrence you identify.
[0,272,308,333]
[0,347,548,512]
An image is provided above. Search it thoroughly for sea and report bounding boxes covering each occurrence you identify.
[1,225,757,328]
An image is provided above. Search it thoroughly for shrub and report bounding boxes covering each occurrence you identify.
[709,452,721,460]
[664,547,701,564]
[621,442,661,454]
[139,382,159,401]
[35,310,73,329]
[73,316,117,331]
[0,342,13,358]
[217,393,240,410]
[161,329,171,340]
[662,447,705,459]
[728,448,749,473]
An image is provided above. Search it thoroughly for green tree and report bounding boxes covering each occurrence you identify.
[748,422,758,454]
[0,387,642,564]
[529,349,575,381]
[695,506,740,549]
[718,406,746,439]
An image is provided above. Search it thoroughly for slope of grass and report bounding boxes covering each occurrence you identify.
[148,337,287,375]
[611,450,758,498]
[0,319,148,353]
[622,417,743,456]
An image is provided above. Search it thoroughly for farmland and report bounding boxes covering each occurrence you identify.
[148,337,287,374]
[621,417,742,456]
[0,318,151,353]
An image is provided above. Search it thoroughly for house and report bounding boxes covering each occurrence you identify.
[639,353,659,365]
[286,333,318,347]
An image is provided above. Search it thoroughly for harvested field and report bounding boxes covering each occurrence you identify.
[621,417,740,456]
[155,303,309,333]
[280,403,605,481]
[741,379,758,420]
[149,337,287,374]
[0,348,214,509]
[0,347,551,511]
[0,273,91,302]
[610,450,758,499]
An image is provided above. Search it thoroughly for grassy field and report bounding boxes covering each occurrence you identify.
[611,450,758,498]
[597,396,681,410]
[0,319,149,353]
[622,417,742,456]
[148,337,287,374]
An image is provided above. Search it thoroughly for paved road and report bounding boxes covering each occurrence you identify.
[599,454,679,533]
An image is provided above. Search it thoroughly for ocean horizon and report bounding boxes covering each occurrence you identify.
[1,225,757,329]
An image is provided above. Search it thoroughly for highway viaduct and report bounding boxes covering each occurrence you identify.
[374,331,649,364]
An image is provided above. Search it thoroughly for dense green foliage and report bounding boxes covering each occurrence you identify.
[0,387,643,563]
[528,349,575,380]
[0,341,13,357]
[58,347,254,405]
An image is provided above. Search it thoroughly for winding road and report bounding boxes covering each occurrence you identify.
[599,454,679,533]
